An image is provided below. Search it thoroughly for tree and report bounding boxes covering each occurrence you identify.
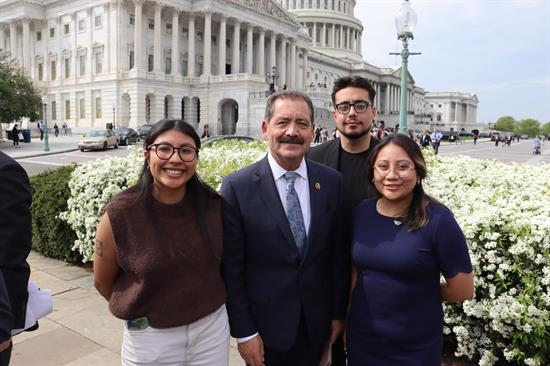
[494,116,517,132]
[542,122,550,135]
[0,52,42,125]
[517,118,540,137]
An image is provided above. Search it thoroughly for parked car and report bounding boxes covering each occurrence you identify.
[114,127,139,145]
[78,129,119,151]
[520,134,529,139]
[202,135,258,147]
[137,124,154,140]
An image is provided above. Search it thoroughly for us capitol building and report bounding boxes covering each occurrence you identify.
[0,0,479,135]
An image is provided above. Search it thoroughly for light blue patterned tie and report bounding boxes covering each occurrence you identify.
[284,172,307,257]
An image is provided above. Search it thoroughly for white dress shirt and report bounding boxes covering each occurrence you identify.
[237,153,311,344]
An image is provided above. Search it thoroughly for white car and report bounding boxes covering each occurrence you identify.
[78,129,119,151]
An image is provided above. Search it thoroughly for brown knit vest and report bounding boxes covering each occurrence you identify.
[105,188,226,328]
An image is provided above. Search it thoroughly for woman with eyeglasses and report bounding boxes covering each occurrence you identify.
[93,119,229,366]
[346,134,474,365]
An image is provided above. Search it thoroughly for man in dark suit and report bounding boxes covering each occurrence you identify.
[0,151,32,366]
[308,75,379,365]
[221,91,348,366]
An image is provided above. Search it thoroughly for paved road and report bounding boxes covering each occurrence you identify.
[20,148,132,176]
[437,139,550,164]
[0,135,137,176]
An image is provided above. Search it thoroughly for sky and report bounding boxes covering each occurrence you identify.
[354,0,550,124]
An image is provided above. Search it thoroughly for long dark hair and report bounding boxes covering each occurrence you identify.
[367,133,447,231]
[136,119,219,257]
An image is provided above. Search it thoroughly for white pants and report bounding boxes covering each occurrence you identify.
[121,305,230,366]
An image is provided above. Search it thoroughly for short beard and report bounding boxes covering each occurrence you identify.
[338,127,370,140]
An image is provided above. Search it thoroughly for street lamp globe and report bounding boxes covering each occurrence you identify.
[395,0,418,39]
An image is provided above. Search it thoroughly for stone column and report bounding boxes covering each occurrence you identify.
[385,84,390,114]
[290,40,296,88]
[377,83,381,110]
[42,21,48,80]
[454,102,458,122]
[346,26,351,50]
[358,32,362,54]
[9,21,17,64]
[171,9,179,75]
[203,11,212,75]
[330,23,335,47]
[57,18,63,81]
[218,15,226,75]
[246,23,253,74]
[302,48,308,88]
[312,22,316,46]
[269,31,276,72]
[280,37,286,87]
[340,25,345,49]
[187,14,195,77]
[106,3,112,72]
[134,0,144,70]
[73,13,78,79]
[232,20,240,74]
[21,18,30,72]
[153,2,162,73]
[0,25,5,51]
[321,23,326,47]
[258,29,265,76]
[87,9,93,78]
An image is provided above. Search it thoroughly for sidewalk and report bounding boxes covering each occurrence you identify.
[0,134,82,160]
[11,251,242,365]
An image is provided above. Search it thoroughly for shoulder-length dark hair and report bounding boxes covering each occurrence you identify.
[367,133,447,231]
[136,119,219,257]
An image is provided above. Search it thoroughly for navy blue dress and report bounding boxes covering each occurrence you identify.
[347,199,472,365]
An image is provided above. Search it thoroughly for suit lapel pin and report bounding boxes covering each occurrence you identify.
[315,182,321,190]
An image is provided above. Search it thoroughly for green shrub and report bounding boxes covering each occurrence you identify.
[30,164,83,263]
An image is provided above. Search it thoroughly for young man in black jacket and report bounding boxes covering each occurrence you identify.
[308,75,379,366]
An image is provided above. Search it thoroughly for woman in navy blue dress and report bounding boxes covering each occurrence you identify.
[346,134,474,365]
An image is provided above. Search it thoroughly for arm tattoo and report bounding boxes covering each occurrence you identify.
[95,239,104,257]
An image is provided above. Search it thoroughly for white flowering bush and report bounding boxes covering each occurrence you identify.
[58,146,144,261]
[198,140,267,190]
[60,142,549,365]
[424,151,550,365]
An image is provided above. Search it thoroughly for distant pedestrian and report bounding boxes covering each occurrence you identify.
[37,121,44,140]
[53,123,59,137]
[11,124,21,148]
[314,126,321,143]
[419,129,431,149]
[320,126,329,142]
[430,129,442,155]
[61,122,67,136]
[473,134,478,145]
[201,123,210,139]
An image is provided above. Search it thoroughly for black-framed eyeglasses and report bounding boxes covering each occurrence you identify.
[147,143,198,162]
[335,100,371,114]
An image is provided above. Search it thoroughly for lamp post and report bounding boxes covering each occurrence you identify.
[266,66,279,95]
[41,95,50,152]
[390,0,421,135]
[112,106,116,129]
